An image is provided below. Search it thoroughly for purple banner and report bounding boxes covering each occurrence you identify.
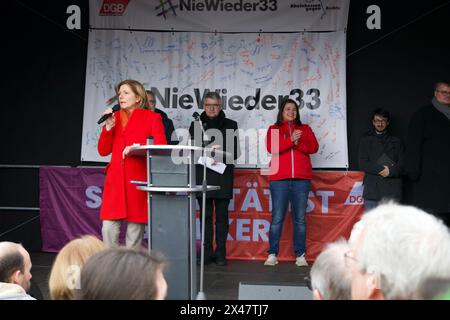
[39,167,105,252]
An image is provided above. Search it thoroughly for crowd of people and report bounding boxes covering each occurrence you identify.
[1,79,448,300]
[310,202,450,300]
[2,201,449,300]
[0,236,167,300]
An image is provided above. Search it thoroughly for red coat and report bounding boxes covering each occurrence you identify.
[98,109,167,223]
[266,121,319,181]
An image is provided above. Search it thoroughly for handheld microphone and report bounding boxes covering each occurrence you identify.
[97,104,120,124]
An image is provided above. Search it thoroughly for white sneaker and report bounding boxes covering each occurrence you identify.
[264,254,278,266]
[295,254,308,267]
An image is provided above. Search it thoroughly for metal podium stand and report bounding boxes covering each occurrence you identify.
[128,143,224,300]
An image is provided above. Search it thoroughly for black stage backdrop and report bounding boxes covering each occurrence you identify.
[1,0,449,249]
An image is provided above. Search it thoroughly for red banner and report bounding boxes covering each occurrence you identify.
[40,167,363,262]
[226,170,364,262]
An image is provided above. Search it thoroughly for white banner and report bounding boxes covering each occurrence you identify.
[81,30,348,167]
[89,0,349,32]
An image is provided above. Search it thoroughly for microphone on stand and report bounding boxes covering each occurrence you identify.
[97,104,120,124]
[192,111,200,121]
[192,111,210,300]
[192,112,210,145]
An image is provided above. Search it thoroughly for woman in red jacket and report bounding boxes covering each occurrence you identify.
[264,99,319,267]
[98,79,167,248]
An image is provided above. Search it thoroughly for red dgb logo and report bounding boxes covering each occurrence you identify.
[99,0,130,16]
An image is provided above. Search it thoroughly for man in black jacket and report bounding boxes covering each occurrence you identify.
[146,90,178,144]
[405,80,450,226]
[358,108,404,211]
[189,91,240,266]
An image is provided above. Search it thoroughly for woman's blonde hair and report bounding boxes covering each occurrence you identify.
[48,235,106,300]
[106,79,149,110]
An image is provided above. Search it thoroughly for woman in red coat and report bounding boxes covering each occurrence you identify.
[264,99,319,267]
[98,79,167,248]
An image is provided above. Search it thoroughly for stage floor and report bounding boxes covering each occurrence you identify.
[29,252,311,300]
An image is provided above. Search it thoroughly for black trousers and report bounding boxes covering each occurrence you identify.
[198,198,230,259]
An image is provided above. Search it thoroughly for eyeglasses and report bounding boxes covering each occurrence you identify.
[205,104,220,109]
[373,118,387,124]
[344,250,360,268]
[436,90,450,96]
[148,100,156,105]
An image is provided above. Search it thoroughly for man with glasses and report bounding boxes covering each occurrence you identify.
[189,92,240,266]
[358,108,404,211]
[405,80,450,226]
[347,202,450,300]
[309,239,352,300]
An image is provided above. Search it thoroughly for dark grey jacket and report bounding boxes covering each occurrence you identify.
[358,129,404,201]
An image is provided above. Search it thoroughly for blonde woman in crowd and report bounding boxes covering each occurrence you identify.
[48,235,106,300]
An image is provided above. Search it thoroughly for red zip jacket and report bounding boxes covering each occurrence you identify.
[266,121,319,181]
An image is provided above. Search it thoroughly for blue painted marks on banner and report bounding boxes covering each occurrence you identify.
[107,38,121,50]
[325,151,340,160]
[240,69,254,77]
[254,75,272,84]
[256,63,271,73]
[307,57,317,65]
[329,104,345,120]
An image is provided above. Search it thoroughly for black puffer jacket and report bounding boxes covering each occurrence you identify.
[358,129,404,201]
[189,110,240,199]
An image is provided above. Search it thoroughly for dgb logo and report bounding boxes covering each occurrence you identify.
[345,182,364,205]
[348,195,364,204]
[99,0,130,16]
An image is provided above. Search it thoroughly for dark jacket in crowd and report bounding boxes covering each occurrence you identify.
[154,108,177,145]
[189,110,240,199]
[358,129,404,201]
[405,105,450,214]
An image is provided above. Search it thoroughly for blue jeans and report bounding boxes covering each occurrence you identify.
[268,179,310,256]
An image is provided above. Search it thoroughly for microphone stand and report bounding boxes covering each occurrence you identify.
[195,116,209,300]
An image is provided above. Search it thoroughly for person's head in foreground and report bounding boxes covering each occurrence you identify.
[76,247,167,300]
[48,235,106,300]
[310,238,352,300]
[0,242,32,291]
[0,242,34,300]
[348,202,450,300]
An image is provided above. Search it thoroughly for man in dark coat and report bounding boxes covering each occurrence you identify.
[146,90,178,144]
[405,80,450,226]
[189,91,240,266]
[358,108,404,211]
